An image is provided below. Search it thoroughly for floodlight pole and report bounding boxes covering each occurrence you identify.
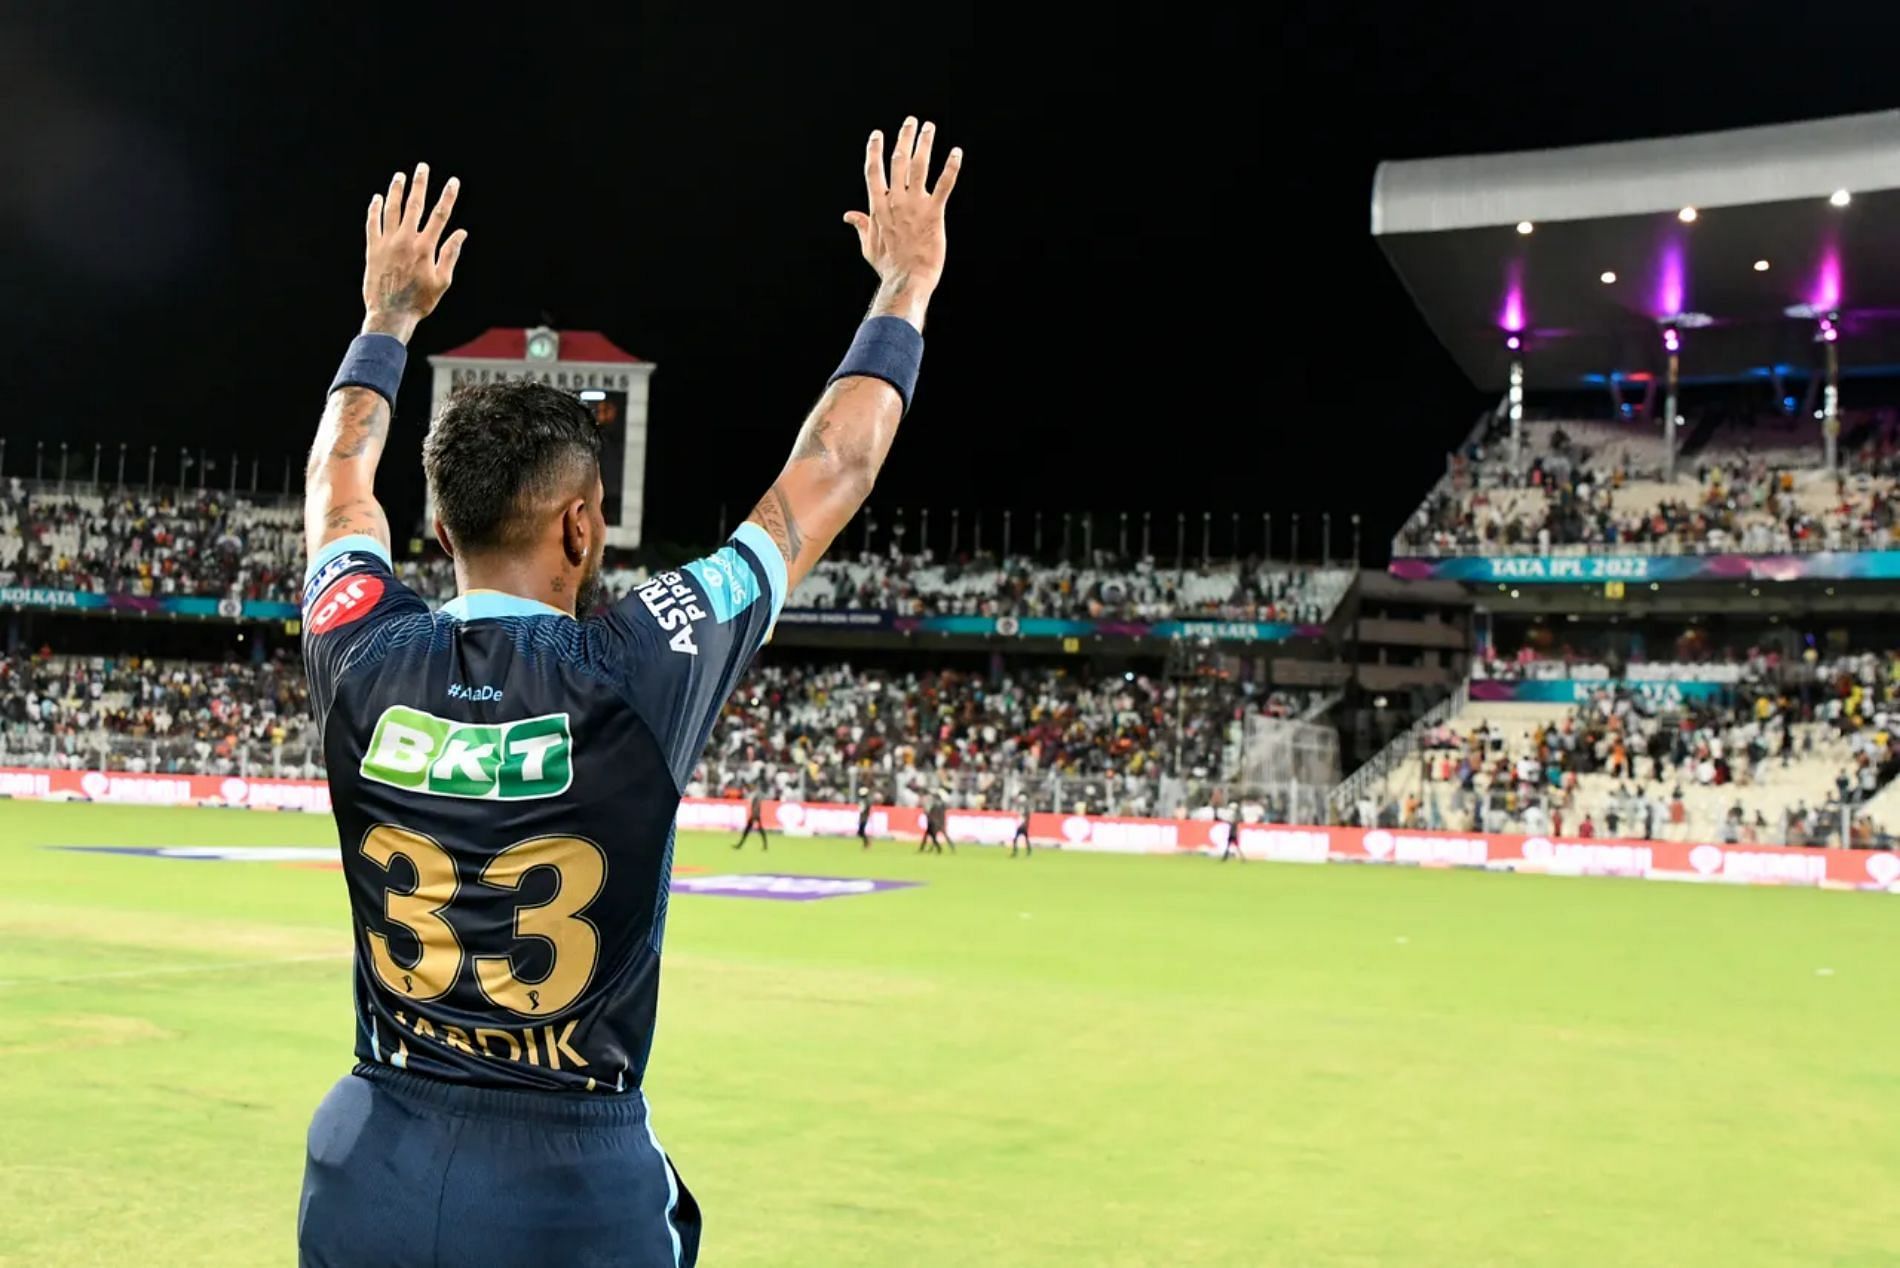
[1507,351,1525,470]
[1822,320,1841,473]
[1662,333,1680,483]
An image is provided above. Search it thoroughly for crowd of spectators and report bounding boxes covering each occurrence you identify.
[1374,651,1900,846]
[401,550,1351,624]
[784,551,1350,623]
[1397,413,1900,557]
[687,662,1318,815]
[0,477,1355,626]
[0,650,316,775]
[0,479,304,602]
[0,644,1326,814]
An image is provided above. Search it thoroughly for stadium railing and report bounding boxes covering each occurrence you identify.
[1327,680,1469,822]
[0,732,325,781]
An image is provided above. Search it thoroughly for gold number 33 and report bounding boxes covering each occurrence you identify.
[358,824,607,1017]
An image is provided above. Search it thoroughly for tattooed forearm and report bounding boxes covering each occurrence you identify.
[743,294,916,591]
[307,389,391,475]
[306,389,393,556]
[329,391,391,461]
[791,414,834,463]
[789,380,889,482]
[324,498,380,531]
[749,482,806,568]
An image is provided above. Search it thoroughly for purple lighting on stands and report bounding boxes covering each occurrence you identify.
[1498,257,1526,333]
[1655,240,1686,319]
[1663,327,1681,354]
[1506,334,1521,351]
[1812,249,1842,313]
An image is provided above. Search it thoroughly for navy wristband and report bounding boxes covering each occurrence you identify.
[828,315,924,413]
[328,333,408,405]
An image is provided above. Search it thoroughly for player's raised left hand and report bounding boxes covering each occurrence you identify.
[361,162,467,341]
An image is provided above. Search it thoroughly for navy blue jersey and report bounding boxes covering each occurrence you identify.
[301,525,784,1093]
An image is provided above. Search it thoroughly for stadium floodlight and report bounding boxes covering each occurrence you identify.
[1515,220,1533,235]
[1505,334,1521,351]
[1753,259,1770,272]
[1599,271,1617,284]
[1663,327,1681,354]
[1677,206,1698,222]
[1830,189,1852,207]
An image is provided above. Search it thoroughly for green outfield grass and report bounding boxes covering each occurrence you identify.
[2,800,1899,1266]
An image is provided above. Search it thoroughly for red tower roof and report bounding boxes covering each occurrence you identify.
[437,328,645,363]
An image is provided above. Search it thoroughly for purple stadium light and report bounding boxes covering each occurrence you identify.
[1811,248,1843,314]
[1499,260,1526,334]
[1654,239,1686,320]
[1506,334,1522,351]
[1663,327,1681,354]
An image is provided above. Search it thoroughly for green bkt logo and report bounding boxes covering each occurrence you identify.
[361,706,573,800]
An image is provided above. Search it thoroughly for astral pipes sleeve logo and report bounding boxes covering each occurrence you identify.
[360,706,573,800]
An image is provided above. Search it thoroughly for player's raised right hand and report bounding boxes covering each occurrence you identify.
[843,118,961,329]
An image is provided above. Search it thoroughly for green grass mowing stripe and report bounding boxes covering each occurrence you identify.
[1,799,1897,1265]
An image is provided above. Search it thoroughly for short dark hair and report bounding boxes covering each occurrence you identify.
[423,381,602,553]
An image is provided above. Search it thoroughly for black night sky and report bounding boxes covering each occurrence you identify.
[6,4,1899,563]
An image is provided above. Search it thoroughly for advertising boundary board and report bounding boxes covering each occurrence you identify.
[6,768,1895,893]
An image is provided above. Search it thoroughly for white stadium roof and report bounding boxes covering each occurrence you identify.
[1373,109,1900,236]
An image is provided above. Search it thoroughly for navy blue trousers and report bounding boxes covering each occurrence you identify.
[299,1063,700,1267]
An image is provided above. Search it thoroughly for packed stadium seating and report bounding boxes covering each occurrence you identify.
[0,646,1320,816]
[0,478,306,602]
[688,661,1327,815]
[1354,652,1900,846]
[2,476,1353,624]
[401,552,1352,622]
[1395,411,1900,556]
[0,652,317,777]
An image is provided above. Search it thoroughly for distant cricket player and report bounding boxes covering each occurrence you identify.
[919,791,953,853]
[857,793,874,848]
[1219,803,1247,863]
[732,784,770,851]
[295,117,960,1267]
[1009,794,1032,857]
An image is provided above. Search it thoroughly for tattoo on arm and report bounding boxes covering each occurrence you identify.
[321,497,388,537]
[791,414,834,463]
[790,381,883,476]
[326,391,391,461]
[750,482,805,567]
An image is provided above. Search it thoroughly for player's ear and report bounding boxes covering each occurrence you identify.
[432,516,455,559]
[561,499,589,568]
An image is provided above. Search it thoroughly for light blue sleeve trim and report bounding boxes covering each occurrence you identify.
[731,521,788,628]
[304,534,392,585]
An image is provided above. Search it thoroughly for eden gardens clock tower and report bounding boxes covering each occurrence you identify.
[426,326,654,548]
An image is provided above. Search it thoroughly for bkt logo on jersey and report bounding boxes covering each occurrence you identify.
[361,706,573,800]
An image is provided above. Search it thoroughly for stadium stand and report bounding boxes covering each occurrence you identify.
[402,551,1352,622]
[0,652,318,776]
[0,644,1324,816]
[690,661,1328,815]
[1,475,1354,624]
[0,478,305,601]
[1395,411,1900,557]
[1349,651,1900,847]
